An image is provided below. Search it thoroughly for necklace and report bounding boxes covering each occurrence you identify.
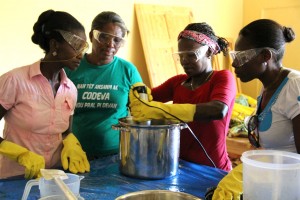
[264,67,283,91]
[190,71,214,90]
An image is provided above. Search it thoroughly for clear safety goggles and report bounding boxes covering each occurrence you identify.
[93,30,125,47]
[55,29,89,55]
[229,47,278,68]
[172,45,208,64]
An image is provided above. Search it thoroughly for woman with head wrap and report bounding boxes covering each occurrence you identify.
[130,22,236,171]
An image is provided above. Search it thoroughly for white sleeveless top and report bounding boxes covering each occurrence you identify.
[257,69,300,153]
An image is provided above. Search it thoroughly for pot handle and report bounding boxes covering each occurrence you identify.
[21,179,39,200]
[180,123,188,130]
[112,124,129,131]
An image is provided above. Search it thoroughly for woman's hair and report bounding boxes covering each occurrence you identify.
[91,11,129,37]
[31,9,85,53]
[239,19,296,61]
[184,22,229,56]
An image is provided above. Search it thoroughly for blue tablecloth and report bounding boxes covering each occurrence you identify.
[0,155,226,200]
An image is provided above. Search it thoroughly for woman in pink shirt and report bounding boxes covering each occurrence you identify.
[0,9,90,179]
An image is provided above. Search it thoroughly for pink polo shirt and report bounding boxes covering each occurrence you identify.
[0,60,77,179]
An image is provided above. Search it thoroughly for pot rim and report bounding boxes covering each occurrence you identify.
[118,117,187,129]
[115,190,202,200]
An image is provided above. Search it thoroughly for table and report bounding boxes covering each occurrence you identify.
[0,155,226,200]
[226,137,252,158]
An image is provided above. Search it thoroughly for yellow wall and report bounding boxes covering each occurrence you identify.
[0,0,243,80]
[0,0,243,135]
[241,0,300,98]
[130,0,243,85]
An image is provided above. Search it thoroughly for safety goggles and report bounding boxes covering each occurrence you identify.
[229,47,278,68]
[55,29,89,55]
[172,46,208,64]
[245,115,260,148]
[93,30,125,47]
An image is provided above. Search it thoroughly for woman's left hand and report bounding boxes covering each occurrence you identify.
[61,133,90,173]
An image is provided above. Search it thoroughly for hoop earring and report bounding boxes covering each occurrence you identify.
[52,51,57,57]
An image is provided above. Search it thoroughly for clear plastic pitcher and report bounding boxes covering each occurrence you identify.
[21,173,84,200]
[241,150,300,200]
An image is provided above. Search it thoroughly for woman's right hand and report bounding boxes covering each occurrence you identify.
[130,82,153,102]
[0,140,45,179]
[18,151,45,179]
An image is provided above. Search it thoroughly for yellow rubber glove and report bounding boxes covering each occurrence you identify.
[129,88,195,122]
[212,163,243,200]
[61,133,90,174]
[130,82,153,101]
[0,140,45,179]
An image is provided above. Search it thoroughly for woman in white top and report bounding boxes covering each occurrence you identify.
[207,18,299,200]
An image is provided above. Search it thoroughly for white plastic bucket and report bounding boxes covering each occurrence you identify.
[241,150,300,200]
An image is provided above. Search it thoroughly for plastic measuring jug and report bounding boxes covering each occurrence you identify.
[21,173,84,200]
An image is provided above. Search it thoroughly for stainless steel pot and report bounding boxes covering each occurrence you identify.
[115,190,202,200]
[112,117,186,179]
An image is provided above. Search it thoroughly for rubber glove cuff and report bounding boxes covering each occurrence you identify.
[0,140,45,179]
[130,99,196,122]
[212,163,243,200]
[0,140,28,161]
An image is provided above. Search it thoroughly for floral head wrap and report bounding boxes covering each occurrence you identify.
[178,30,220,55]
